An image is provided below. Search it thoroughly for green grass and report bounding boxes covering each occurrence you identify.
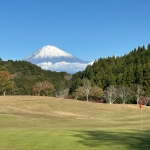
[0,129,149,150]
[0,96,150,150]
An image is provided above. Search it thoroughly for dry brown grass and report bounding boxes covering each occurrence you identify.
[0,96,150,130]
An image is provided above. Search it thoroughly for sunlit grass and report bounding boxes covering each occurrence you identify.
[0,96,149,150]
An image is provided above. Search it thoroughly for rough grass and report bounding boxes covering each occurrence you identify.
[0,96,150,150]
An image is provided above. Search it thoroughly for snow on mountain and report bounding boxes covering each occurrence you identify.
[23,45,89,64]
[22,45,93,74]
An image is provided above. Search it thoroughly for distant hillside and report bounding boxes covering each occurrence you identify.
[0,60,71,95]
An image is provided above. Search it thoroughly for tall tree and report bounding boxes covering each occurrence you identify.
[103,85,119,104]
[134,84,144,104]
[90,86,103,100]
[55,88,69,98]
[73,86,85,100]
[118,86,133,104]
[82,78,91,102]
[0,70,14,96]
[32,81,54,96]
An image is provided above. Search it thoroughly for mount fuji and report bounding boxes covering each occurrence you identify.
[22,45,93,74]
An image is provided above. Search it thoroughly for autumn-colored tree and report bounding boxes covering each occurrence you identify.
[73,86,85,100]
[139,96,150,105]
[32,81,54,96]
[0,70,14,96]
[90,86,103,100]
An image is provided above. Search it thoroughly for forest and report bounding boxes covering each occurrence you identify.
[0,60,71,97]
[0,44,150,105]
[69,44,150,105]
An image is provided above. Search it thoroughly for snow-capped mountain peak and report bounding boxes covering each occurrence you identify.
[22,45,92,74]
[26,45,74,60]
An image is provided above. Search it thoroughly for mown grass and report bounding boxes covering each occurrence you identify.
[0,96,150,150]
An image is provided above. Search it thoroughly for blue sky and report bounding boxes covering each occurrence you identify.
[0,0,150,61]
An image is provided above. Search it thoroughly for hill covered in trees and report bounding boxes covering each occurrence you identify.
[70,44,150,104]
[0,44,150,105]
[0,60,71,96]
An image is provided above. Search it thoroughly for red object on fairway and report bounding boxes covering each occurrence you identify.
[139,102,142,108]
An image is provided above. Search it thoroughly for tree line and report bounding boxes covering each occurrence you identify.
[0,44,150,105]
[69,77,150,105]
[69,44,150,105]
[0,60,71,97]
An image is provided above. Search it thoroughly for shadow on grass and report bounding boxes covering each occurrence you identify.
[73,130,150,150]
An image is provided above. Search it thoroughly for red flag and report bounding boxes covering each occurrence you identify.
[139,102,142,108]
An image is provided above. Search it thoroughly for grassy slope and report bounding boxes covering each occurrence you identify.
[0,96,150,150]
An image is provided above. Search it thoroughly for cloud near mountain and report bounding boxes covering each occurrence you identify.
[37,61,92,74]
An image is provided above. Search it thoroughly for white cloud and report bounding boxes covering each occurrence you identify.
[37,61,92,74]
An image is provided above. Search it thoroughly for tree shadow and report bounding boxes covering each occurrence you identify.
[73,130,150,150]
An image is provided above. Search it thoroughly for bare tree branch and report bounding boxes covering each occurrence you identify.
[135,84,144,104]
[82,78,91,102]
[104,85,119,104]
[118,86,133,104]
